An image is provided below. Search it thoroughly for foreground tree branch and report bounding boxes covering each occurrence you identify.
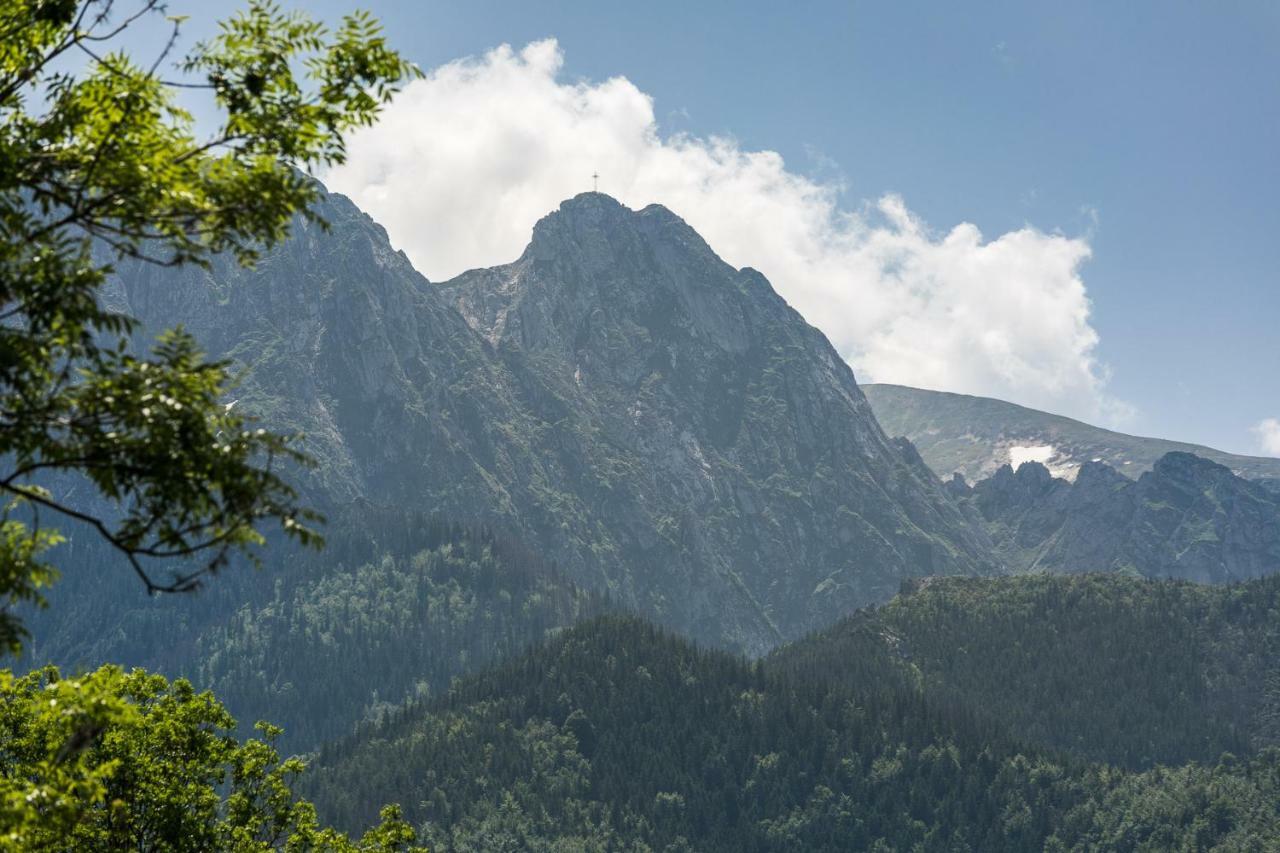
[0,0,420,650]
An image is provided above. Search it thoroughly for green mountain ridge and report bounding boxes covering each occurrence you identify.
[773,572,1280,769]
[863,383,1280,486]
[305,578,1280,851]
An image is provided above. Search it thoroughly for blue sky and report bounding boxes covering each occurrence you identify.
[142,1,1280,454]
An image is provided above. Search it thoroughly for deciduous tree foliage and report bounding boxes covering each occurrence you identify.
[0,665,426,851]
[0,0,418,650]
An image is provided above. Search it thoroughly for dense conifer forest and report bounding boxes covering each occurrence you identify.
[775,573,1280,768]
[302,577,1280,851]
[25,527,1280,848]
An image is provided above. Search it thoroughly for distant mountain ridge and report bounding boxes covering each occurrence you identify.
[863,382,1280,486]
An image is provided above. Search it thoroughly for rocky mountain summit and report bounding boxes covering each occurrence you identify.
[949,451,1280,582]
[99,188,996,654]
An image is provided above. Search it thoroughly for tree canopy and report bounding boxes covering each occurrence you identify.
[0,1,427,845]
[0,664,427,850]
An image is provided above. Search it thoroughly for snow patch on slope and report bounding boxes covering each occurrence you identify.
[1009,445,1055,469]
[1008,444,1081,481]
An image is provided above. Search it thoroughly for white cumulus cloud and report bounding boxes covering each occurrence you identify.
[324,39,1126,424]
[1253,419,1280,456]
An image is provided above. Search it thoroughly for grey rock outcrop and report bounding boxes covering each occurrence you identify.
[959,452,1280,582]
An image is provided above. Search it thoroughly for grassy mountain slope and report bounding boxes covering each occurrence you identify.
[863,383,1280,486]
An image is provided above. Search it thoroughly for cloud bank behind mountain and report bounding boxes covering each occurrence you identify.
[325,39,1126,424]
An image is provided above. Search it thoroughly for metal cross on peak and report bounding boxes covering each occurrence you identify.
[592,172,599,192]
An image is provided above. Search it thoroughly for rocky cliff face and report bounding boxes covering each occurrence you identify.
[102,189,996,654]
[441,193,996,649]
[109,191,532,512]
[952,452,1280,582]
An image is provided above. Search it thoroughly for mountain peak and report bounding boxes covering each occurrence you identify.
[434,196,996,649]
[529,192,634,248]
[526,192,705,264]
[447,192,750,356]
[549,191,680,221]
[554,190,627,215]
[1152,450,1228,477]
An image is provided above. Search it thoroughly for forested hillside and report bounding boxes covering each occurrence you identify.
[194,521,608,750]
[776,573,1280,770]
[305,612,1280,851]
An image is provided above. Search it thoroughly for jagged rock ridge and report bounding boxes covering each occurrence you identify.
[949,451,1280,582]
[438,193,998,649]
